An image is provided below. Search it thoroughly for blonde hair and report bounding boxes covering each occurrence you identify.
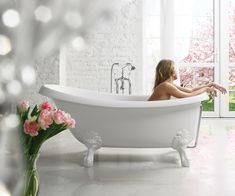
[153,59,175,90]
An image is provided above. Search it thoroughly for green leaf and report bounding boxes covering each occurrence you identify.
[31,105,39,117]
[46,126,68,141]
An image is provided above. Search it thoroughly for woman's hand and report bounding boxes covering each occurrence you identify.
[208,82,227,94]
[206,86,218,98]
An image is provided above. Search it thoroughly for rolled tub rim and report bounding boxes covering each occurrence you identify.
[39,84,209,108]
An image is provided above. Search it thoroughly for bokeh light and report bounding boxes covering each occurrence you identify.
[6,80,22,96]
[34,6,52,23]
[0,184,11,196]
[2,9,20,28]
[3,114,19,129]
[72,36,85,51]
[0,61,15,82]
[64,11,82,29]
[21,66,36,85]
[0,35,12,55]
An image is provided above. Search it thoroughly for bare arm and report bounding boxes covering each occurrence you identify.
[192,84,210,92]
[174,84,209,93]
[175,82,227,94]
[174,84,193,93]
[167,83,210,98]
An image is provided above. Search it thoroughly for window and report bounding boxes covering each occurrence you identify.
[143,0,218,116]
[175,0,214,63]
[175,0,217,115]
[228,0,235,112]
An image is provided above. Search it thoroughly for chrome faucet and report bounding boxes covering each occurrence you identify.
[115,76,132,95]
[113,63,136,95]
[110,63,119,93]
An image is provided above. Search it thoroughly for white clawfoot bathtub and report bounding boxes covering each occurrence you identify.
[39,84,208,167]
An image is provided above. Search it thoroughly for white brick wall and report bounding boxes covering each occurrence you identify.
[22,53,60,104]
[60,0,143,94]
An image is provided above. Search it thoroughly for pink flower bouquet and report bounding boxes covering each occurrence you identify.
[17,100,75,196]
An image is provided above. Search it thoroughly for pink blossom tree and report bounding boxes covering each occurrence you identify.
[179,13,214,87]
[181,16,214,64]
[229,1,235,62]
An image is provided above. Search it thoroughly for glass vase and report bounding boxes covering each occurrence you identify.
[23,153,40,196]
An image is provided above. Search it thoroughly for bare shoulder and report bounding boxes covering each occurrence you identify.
[148,82,175,101]
[152,82,175,94]
[158,82,175,89]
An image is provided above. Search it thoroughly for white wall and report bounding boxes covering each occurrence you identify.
[21,53,60,104]
[60,0,143,94]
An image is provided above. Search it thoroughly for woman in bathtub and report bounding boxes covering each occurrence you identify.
[148,59,227,101]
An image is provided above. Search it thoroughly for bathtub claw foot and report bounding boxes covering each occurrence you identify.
[177,148,190,167]
[84,147,95,167]
[172,129,193,167]
[82,131,102,167]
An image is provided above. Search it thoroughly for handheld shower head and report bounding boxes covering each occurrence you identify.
[131,66,136,71]
[124,63,136,71]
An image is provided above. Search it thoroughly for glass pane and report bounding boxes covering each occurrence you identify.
[229,67,235,111]
[202,99,214,112]
[229,0,235,62]
[179,67,194,87]
[229,86,235,91]
[194,67,214,85]
[229,91,235,111]
[175,0,214,63]
[179,66,214,87]
[229,67,235,86]
[179,66,214,111]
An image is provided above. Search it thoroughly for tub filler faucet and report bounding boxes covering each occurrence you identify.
[110,63,119,93]
[111,63,136,95]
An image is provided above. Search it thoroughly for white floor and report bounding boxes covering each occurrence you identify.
[38,119,235,196]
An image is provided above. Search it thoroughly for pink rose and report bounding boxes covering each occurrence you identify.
[39,101,52,111]
[53,109,65,124]
[38,110,53,130]
[64,113,76,128]
[18,100,29,113]
[24,119,40,137]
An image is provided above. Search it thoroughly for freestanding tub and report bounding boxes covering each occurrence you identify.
[39,84,208,167]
